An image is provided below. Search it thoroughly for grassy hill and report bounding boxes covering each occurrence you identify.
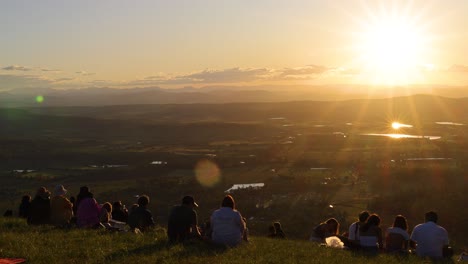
[0,218,457,264]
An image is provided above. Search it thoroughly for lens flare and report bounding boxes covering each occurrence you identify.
[194,159,221,187]
[35,95,44,103]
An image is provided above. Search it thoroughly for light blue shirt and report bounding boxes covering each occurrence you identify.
[211,207,245,247]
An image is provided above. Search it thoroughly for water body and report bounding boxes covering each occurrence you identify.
[361,133,441,140]
[435,122,464,126]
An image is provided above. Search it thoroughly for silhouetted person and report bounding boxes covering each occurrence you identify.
[128,195,155,232]
[210,195,246,247]
[410,211,449,259]
[112,201,128,223]
[348,211,369,248]
[273,222,286,239]
[28,187,51,225]
[18,195,31,219]
[359,214,383,252]
[76,187,100,228]
[385,215,410,253]
[167,196,201,243]
[310,218,339,243]
[74,186,92,215]
[50,185,73,228]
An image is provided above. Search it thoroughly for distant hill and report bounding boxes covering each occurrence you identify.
[2,85,468,107]
[13,94,468,124]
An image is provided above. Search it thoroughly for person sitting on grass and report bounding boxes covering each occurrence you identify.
[99,202,112,225]
[359,214,383,252]
[309,218,340,243]
[385,215,410,253]
[76,188,101,228]
[18,195,31,219]
[410,211,450,259]
[50,185,73,228]
[348,211,370,248]
[167,195,201,243]
[273,222,286,239]
[210,195,246,247]
[128,195,155,232]
[28,187,51,225]
[112,201,128,223]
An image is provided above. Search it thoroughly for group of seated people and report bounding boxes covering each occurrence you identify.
[308,210,451,259]
[18,185,155,232]
[16,185,453,257]
[18,185,248,247]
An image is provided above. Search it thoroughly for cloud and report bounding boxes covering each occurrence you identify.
[2,65,32,71]
[75,71,95,76]
[124,68,274,86]
[41,68,61,73]
[0,74,53,89]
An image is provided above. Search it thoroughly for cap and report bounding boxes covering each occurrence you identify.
[182,195,198,207]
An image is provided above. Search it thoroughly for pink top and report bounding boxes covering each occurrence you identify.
[76,197,101,228]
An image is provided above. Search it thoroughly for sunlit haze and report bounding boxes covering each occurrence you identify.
[1,0,467,91]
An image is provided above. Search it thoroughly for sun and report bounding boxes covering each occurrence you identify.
[351,4,433,85]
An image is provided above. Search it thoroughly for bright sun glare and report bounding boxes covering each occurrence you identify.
[353,5,432,85]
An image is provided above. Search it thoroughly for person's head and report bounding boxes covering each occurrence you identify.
[54,184,67,196]
[21,195,31,203]
[113,201,123,210]
[79,186,89,194]
[36,187,51,199]
[273,222,282,231]
[137,195,150,207]
[425,211,438,223]
[367,214,381,226]
[221,195,235,209]
[182,195,198,208]
[358,211,370,222]
[325,218,340,235]
[102,202,112,213]
[393,215,408,231]
[361,214,380,232]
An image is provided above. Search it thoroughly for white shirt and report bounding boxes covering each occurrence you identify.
[348,222,361,241]
[387,227,410,240]
[211,207,245,247]
[411,221,449,258]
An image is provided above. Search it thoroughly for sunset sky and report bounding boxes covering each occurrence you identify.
[1,0,468,90]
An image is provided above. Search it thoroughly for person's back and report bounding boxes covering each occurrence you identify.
[411,211,449,259]
[50,185,73,227]
[348,211,370,247]
[211,195,245,247]
[167,196,199,243]
[385,231,407,252]
[18,195,31,219]
[127,195,155,232]
[28,187,51,225]
[385,215,410,253]
[50,195,73,227]
[76,197,100,228]
[112,201,128,223]
[128,206,155,231]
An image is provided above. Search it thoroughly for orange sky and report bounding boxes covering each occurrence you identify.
[1,0,468,90]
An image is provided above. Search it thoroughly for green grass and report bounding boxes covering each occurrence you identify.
[0,218,457,264]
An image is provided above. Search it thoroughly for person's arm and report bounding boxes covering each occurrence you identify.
[191,210,201,237]
[377,227,383,249]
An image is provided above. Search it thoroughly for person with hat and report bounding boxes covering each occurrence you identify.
[28,187,51,225]
[50,184,73,227]
[167,196,201,243]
